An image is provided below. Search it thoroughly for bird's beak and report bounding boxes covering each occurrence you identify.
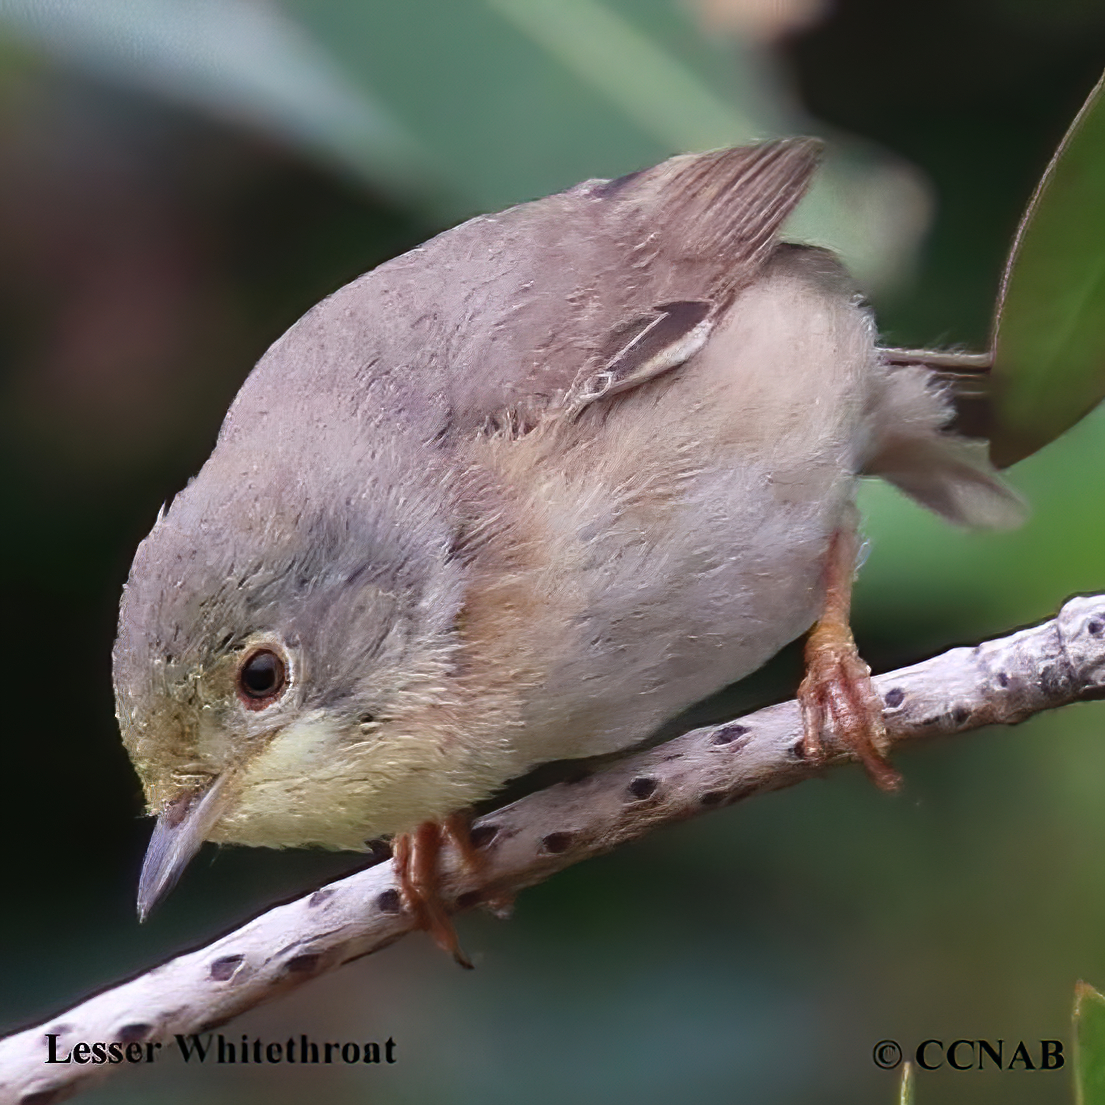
[137,774,231,921]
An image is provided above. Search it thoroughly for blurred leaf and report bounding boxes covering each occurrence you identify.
[1075,981,1105,1105]
[991,70,1105,466]
[898,1060,915,1105]
[286,0,928,287]
[486,0,760,150]
[0,0,443,200]
[283,0,676,211]
[0,0,928,288]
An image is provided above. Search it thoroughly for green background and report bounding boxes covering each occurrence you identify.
[1,2,1104,1103]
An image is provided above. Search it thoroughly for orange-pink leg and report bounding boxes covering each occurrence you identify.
[392,816,486,969]
[797,529,901,792]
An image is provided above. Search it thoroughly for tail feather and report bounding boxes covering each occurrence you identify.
[866,363,1026,529]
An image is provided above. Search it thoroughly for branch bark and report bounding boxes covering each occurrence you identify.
[4,593,1105,1105]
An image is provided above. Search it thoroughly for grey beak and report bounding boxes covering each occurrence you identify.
[137,775,229,921]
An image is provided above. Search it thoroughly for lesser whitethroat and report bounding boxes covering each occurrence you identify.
[113,139,1021,955]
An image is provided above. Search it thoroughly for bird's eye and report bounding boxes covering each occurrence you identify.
[237,648,287,708]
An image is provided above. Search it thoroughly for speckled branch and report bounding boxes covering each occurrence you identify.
[4,593,1105,1105]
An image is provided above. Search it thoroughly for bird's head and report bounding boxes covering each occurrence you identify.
[113,430,475,918]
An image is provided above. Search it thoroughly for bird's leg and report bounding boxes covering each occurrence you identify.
[392,817,481,969]
[443,811,485,872]
[797,528,901,791]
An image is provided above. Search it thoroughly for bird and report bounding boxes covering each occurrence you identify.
[113,137,1022,961]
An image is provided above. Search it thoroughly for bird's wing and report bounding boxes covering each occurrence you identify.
[225,139,821,446]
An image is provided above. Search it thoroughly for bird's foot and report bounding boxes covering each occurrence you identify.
[798,616,900,791]
[797,528,900,792]
[392,815,483,969]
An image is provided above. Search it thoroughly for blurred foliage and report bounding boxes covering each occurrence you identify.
[0,3,1103,1105]
[0,0,929,287]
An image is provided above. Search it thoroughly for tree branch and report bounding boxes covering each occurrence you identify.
[4,593,1105,1105]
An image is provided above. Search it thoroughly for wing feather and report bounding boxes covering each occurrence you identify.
[223,139,822,450]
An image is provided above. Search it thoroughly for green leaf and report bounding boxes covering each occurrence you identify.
[991,70,1105,466]
[1074,980,1105,1105]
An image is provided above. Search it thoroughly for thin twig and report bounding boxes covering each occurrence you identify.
[3,593,1105,1105]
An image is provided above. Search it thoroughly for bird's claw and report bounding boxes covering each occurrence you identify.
[392,817,482,969]
[798,619,900,792]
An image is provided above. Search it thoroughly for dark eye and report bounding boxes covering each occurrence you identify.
[237,648,287,708]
